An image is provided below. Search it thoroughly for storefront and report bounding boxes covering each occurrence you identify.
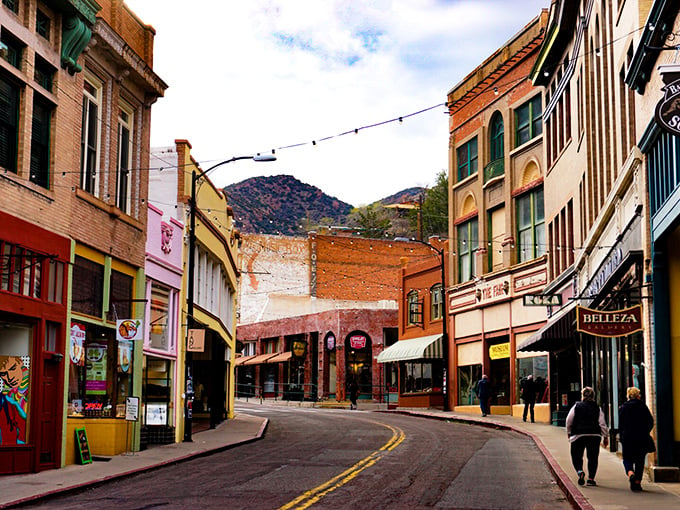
[65,245,144,464]
[142,206,182,445]
[0,213,70,474]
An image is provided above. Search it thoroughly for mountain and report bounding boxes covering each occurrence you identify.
[224,175,353,236]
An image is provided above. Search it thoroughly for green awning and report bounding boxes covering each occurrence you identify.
[377,334,442,363]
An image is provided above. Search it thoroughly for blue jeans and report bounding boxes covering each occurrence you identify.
[623,452,647,482]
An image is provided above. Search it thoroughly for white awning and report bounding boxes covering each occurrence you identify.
[377,334,443,363]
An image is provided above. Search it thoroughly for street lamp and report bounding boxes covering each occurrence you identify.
[411,237,450,412]
[184,153,276,442]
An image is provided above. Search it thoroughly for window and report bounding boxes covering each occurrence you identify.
[149,282,173,352]
[34,56,54,92]
[80,77,101,195]
[517,187,545,262]
[458,364,482,405]
[407,290,421,326]
[116,104,133,213]
[457,218,478,283]
[456,137,478,181]
[0,31,23,69]
[108,269,133,321]
[71,256,104,317]
[2,0,18,13]
[36,9,50,40]
[400,359,443,394]
[0,241,51,299]
[0,76,19,173]
[30,97,52,188]
[489,112,504,162]
[515,95,542,146]
[430,283,443,320]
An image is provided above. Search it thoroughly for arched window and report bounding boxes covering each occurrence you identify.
[490,112,504,162]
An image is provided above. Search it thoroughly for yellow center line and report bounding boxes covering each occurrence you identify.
[279,422,406,510]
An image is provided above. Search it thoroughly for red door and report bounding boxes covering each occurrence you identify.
[38,357,61,470]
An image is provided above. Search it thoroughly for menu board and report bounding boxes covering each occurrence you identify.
[75,427,92,465]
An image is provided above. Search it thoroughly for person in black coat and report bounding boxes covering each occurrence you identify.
[476,374,491,417]
[520,374,537,423]
[618,387,654,491]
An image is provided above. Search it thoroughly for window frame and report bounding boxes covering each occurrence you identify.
[456,137,478,181]
[116,102,134,213]
[80,74,102,196]
[515,95,543,147]
[489,112,504,162]
[517,187,545,263]
[30,96,52,189]
[0,75,19,173]
[407,290,420,326]
[430,283,443,321]
[457,217,478,283]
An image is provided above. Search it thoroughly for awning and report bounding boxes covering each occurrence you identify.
[518,301,577,352]
[266,351,293,363]
[243,353,277,365]
[377,334,442,363]
[234,355,255,366]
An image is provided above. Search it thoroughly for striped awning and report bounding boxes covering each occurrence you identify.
[243,353,277,365]
[377,334,443,363]
[266,351,293,363]
[518,301,577,352]
[234,355,255,366]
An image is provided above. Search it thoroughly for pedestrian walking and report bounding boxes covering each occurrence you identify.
[520,374,537,423]
[565,386,609,487]
[348,379,359,410]
[476,374,491,417]
[618,387,655,491]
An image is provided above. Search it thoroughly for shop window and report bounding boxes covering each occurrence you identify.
[517,187,545,262]
[0,323,32,445]
[30,97,52,189]
[67,323,133,418]
[149,282,172,352]
[400,359,442,393]
[0,75,19,173]
[108,270,133,321]
[456,137,478,181]
[458,364,482,405]
[517,355,548,403]
[71,256,104,317]
[143,358,171,426]
[430,283,443,321]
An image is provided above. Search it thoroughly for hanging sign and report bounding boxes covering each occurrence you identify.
[349,335,367,349]
[576,305,643,337]
[655,77,680,136]
[187,329,205,352]
[116,319,143,342]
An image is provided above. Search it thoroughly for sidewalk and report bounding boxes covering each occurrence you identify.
[0,413,268,509]
[1,405,679,509]
[393,407,680,510]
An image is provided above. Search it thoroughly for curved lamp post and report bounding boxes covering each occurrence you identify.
[184,153,276,442]
[411,237,450,412]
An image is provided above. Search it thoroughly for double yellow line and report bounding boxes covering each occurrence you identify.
[279,422,406,510]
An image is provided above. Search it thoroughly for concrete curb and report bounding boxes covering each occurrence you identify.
[1,418,269,509]
[386,410,592,510]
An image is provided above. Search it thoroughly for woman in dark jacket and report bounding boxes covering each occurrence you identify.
[619,387,654,491]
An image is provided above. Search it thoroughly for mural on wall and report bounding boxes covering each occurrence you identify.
[0,355,30,445]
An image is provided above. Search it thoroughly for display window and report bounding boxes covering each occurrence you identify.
[67,322,133,418]
[0,323,32,445]
[143,357,171,426]
[458,364,482,405]
[517,355,549,403]
[400,360,443,394]
[149,282,173,352]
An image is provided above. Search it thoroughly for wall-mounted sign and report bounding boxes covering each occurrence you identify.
[576,305,643,337]
[292,339,307,359]
[655,77,680,136]
[187,329,205,352]
[489,342,510,360]
[349,335,367,349]
[523,294,562,306]
[117,319,143,342]
[325,333,335,351]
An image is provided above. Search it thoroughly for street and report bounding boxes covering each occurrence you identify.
[33,402,570,509]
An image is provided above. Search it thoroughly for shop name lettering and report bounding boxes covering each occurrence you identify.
[480,283,506,299]
[581,313,639,324]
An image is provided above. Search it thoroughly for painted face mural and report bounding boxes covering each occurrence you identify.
[0,356,29,445]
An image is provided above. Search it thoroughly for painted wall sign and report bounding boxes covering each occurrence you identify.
[489,342,510,360]
[349,335,367,349]
[655,77,680,136]
[576,305,643,337]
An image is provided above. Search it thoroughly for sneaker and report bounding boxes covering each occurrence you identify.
[578,471,585,486]
[586,479,597,486]
[629,472,636,491]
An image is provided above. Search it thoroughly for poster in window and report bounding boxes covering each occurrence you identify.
[118,340,132,373]
[85,344,107,395]
[69,322,85,365]
[145,403,167,425]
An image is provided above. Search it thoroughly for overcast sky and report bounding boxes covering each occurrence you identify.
[125,0,549,207]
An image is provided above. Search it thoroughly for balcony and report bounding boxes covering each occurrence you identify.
[484,158,505,183]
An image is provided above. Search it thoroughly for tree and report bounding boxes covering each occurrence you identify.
[346,204,392,238]
[420,169,448,238]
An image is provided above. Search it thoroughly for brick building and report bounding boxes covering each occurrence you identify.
[0,0,165,473]
[236,233,433,402]
[446,11,550,418]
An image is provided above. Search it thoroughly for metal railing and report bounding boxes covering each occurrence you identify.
[484,158,504,183]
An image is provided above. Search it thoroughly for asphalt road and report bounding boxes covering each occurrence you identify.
[33,402,571,509]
